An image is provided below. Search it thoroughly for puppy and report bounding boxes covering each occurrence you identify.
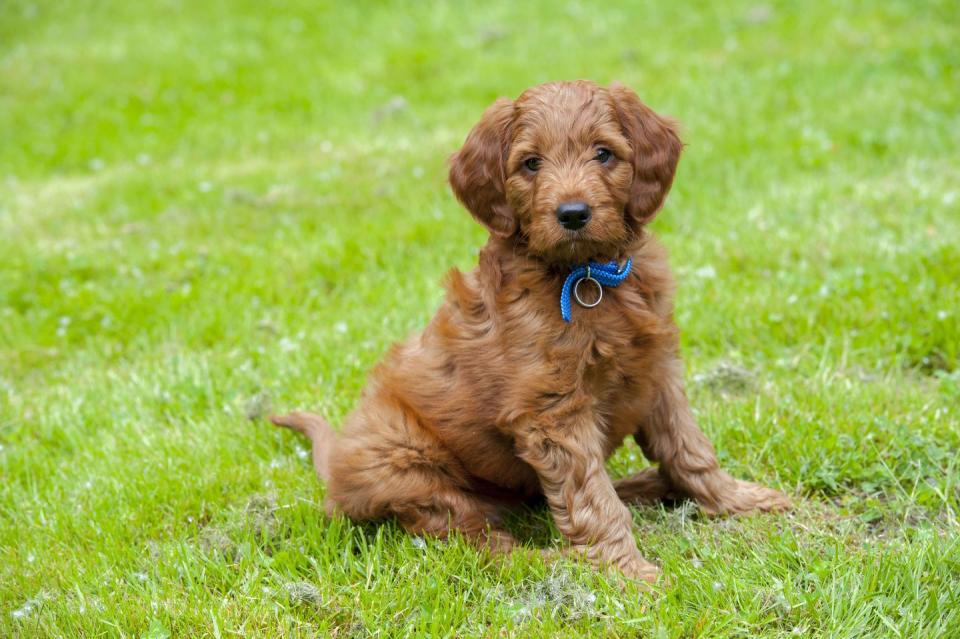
[272,80,790,582]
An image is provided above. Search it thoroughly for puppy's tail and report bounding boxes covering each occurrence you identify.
[269,411,336,481]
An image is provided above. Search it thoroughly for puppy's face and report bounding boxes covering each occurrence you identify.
[450,81,682,265]
[504,85,636,263]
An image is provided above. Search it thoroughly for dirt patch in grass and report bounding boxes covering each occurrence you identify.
[490,564,602,623]
[692,362,757,396]
[195,493,285,561]
[281,580,323,607]
[245,493,281,538]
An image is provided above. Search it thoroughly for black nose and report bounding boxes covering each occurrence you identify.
[556,201,592,230]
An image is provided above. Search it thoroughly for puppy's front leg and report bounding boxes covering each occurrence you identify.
[515,414,659,583]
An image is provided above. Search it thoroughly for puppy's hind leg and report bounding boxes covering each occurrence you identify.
[270,411,336,481]
[323,405,519,554]
[392,485,519,554]
[333,438,519,553]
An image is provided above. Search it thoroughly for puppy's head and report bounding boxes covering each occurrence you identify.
[449,81,682,264]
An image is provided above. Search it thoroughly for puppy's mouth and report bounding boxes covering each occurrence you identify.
[544,234,621,266]
[555,221,628,264]
[520,203,630,266]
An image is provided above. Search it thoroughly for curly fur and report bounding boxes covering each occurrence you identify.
[271,80,790,582]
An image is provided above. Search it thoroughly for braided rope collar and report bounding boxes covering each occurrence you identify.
[559,258,633,322]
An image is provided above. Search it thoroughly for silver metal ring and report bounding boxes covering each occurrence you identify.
[573,276,602,308]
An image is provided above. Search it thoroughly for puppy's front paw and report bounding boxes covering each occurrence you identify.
[562,545,661,584]
[703,480,792,516]
[620,556,661,584]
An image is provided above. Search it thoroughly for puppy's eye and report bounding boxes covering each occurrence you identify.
[595,148,613,164]
[523,157,542,172]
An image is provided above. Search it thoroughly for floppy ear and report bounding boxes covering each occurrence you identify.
[448,97,517,238]
[609,84,683,227]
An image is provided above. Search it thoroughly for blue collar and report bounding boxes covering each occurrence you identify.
[559,258,633,322]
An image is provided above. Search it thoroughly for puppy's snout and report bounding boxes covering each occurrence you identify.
[556,202,591,231]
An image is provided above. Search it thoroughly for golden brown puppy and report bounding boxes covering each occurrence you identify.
[272,80,790,582]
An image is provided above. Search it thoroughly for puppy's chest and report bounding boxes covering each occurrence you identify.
[531,293,653,394]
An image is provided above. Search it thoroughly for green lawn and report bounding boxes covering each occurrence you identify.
[2,0,959,636]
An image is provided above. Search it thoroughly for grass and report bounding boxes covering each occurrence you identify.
[1,0,959,636]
